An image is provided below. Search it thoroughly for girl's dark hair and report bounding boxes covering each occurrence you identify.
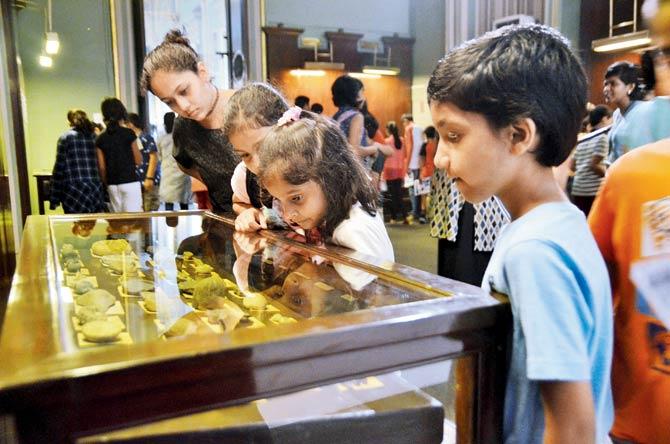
[424,126,437,139]
[331,75,363,108]
[428,25,587,167]
[386,121,402,149]
[221,82,289,135]
[258,111,378,238]
[363,112,379,139]
[100,97,128,129]
[164,112,176,134]
[67,109,95,134]
[140,29,200,95]
[605,61,645,100]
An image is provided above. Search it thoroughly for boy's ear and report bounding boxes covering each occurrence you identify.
[509,118,539,156]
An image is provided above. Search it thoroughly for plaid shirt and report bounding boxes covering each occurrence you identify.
[50,129,106,213]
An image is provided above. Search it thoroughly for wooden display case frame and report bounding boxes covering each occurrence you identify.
[0,212,510,443]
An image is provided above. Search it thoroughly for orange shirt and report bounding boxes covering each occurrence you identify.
[588,139,670,443]
[420,140,437,179]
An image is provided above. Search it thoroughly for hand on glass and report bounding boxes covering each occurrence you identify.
[234,207,268,232]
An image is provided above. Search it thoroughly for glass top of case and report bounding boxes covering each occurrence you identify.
[48,213,447,349]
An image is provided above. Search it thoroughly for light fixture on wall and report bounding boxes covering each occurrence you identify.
[298,37,345,72]
[361,42,399,76]
[38,54,53,67]
[592,30,652,52]
[289,69,326,77]
[45,31,60,54]
[348,72,381,79]
[43,0,59,55]
[361,66,399,76]
[591,0,652,53]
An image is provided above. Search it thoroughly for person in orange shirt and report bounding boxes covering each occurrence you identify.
[589,139,670,444]
[588,4,670,441]
[401,113,424,223]
[418,126,438,223]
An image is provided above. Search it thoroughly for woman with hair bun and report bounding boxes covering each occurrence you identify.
[141,29,237,212]
[49,109,107,213]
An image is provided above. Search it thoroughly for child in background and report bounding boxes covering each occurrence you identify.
[418,126,438,223]
[569,105,612,217]
[127,113,161,211]
[221,83,289,231]
[157,112,191,210]
[95,97,142,212]
[382,121,407,223]
[257,110,394,267]
[428,25,613,443]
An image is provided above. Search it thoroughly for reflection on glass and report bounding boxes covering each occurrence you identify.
[49,213,445,349]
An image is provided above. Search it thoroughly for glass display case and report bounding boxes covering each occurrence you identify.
[0,211,509,443]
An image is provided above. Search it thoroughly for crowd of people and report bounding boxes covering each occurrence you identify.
[46,1,670,441]
[50,99,192,214]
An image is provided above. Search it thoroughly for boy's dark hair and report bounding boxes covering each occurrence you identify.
[221,82,289,136]
[164,112,176,134]
[424,126,437,139]
[127,112,145,131]
[401,113,413,122]
[294,95,310,108]
[588,105,611,128]
[605,61,645,100]
[310,103,324,114]
[427,24,587,167]
[331,75,363,108]
[100,97,128,129]
[258,111,378,238]
[140,29,200,95]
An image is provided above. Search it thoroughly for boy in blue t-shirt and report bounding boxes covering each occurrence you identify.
[427,25,614,443]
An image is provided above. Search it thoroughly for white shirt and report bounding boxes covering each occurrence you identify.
[331,204,395,290]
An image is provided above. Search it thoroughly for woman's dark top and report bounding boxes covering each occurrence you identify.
[50,129,106,213]
[95,126,138,185]
[172,117,239,212]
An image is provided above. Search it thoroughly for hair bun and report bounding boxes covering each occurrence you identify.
[164,29,191,47]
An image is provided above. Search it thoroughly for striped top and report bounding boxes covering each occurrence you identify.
[572,131,609,197]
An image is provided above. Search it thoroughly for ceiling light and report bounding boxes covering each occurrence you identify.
[362,66,400,76]
[45,31,60,54]
[38,54,53,67]
[592,30,652,53]
[289,69,326,77]
[303,61,345,71]
[348,72,381,79]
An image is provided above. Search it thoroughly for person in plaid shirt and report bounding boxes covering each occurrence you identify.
[50,109,107,213]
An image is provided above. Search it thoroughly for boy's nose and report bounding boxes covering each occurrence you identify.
[434,143,450,171]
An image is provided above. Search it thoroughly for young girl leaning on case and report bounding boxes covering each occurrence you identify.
[257,108,394,265]
[221,83,289,232]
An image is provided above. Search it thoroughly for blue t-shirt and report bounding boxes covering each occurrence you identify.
[481,202,613,443]
[617,97,670,157]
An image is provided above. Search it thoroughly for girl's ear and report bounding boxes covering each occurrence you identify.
[197,62,210,82]
[509,117,539,156]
